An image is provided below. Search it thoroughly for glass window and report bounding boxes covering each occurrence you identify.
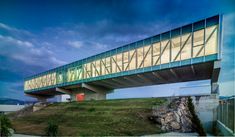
[90,62,96,78]
[161,40,170,64]
[76,67,83,80]
[129,49,136,70]
[171,36,181,61]
[105,57,111,75]
[57,72,63,84]
[205,25,218,55]
[123,51,129,71]
[137,47,144,68]
[181,33,192,60]
[100,59,106,76]
[143,45,152,67]
[51,73,56,85]
[153,42,160,65]
[193,29,204,57]
[116,53,122,73]
[111,55,117,74]
[84,63,90,78]
[95,60,101,77]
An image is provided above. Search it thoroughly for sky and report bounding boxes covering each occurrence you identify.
[0,0,234,100]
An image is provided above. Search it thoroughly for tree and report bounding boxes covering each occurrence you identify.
[0,114,12,137]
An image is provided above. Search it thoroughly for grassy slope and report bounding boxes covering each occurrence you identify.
[11,98,166,136]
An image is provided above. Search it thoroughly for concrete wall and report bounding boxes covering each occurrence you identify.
[192,94,219,134]
[85,93,106,101]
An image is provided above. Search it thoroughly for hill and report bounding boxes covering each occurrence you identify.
[0,98,25,105]
[10,98,166,136]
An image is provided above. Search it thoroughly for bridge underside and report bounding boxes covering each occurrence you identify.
[26,61,218,101]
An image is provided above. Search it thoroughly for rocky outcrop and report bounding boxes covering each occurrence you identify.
[149,97,195,132]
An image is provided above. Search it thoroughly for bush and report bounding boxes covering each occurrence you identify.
[45,120,59,137]
[88,107,95,112]
[0,114,12,137]
[187,97,206,136]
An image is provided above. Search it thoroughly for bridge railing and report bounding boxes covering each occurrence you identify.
[217,97,235,134]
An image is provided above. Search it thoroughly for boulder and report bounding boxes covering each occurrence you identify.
[170,121,181,130]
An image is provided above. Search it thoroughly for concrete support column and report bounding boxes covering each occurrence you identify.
[56,83,113,101]
[56,87,76,101]
[211,60,221,94]
[82,83,112,100]
[70,93,77,101]
[192,94,219,134]
[211,82,219,94]
[85,92,106,100]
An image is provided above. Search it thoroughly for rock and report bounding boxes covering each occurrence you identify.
[165,115,174,123]
[9,128,14,135]
[174,112,180,123]
[170,121,181,130]
[161,126,166,131]
[150,97,195,133]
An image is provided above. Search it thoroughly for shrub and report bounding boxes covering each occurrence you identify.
[187,97,206,136]
[45,120,59,137]
[0,114,12,137]
[88,107,95,112]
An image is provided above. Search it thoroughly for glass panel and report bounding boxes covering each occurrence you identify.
[193,29,204,57]
[95,60,101,77]
[193,46,203,57]
[161,40,170,64]
[205,25,217,55]
[105,57,111,75]
[143,45,152,67]
[51,73,56,85]
[85,63,91,78]
[129,50,136,70]
[137,47,144,68]
[47,74,51,86]
[68,68,75,82]
[111,55,117,74]
[123,51,129,71]
[90,62,95,78]
[181,33,192,60]
[100,59,105,76]
[116,53,122,73]
[171,36,181,61]
[153,42,160,65]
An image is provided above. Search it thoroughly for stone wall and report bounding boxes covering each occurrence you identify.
[149,97,196,132]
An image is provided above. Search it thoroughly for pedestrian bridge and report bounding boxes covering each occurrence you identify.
[24,15,222,101]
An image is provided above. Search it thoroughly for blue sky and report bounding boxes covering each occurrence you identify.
[0,0,234,100]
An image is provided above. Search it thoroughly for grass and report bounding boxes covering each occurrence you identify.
[10,98,166,136]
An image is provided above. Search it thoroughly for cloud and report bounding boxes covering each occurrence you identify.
[0,35,33,48]
[0,23,67,74]
[0,22,33,38]
[67,41,83,48]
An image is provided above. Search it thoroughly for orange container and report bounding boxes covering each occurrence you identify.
[76,93,85,101]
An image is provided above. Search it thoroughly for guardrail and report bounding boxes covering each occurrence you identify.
[217,96,235,135]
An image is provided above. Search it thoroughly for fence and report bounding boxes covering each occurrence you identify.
[217,96,235,134]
